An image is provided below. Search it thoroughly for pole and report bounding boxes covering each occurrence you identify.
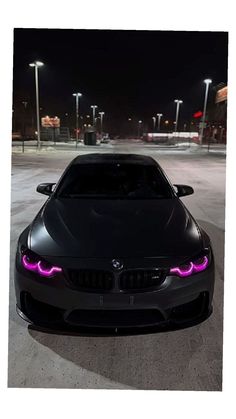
[100,113,103,135]
[174,102,180,135]
[93,107,95,126]
[91,105,97,129]
[199,82,210,145]
[152,117,156,132]
[35,65,41,150]
[138,121,142,138]
[22,109,25,153]
[174,101,182,146]
[22,101,27,153]
[73,93,82,147]
[156,114,163,132]
[75,94,79,148]
[53,126,56,145]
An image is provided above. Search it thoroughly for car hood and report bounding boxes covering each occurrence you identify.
[29,197,202,261]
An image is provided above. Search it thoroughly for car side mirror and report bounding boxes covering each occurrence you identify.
[36,183,56,196]
[174,184,194,197]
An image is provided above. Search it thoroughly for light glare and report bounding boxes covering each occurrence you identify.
[204,78,212,84]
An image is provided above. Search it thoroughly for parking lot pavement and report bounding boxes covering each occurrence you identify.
[8,145,225,390]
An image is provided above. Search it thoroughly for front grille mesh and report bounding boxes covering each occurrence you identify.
[67,268,165,292]
[68,270,113,292]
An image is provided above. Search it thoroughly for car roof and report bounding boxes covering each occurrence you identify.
[71,153,157,166]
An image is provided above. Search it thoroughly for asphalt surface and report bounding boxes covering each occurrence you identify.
[8,141,225,390]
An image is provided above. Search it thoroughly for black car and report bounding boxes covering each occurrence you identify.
[14,153,215,334]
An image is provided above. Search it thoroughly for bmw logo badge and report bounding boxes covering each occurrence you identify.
[111,259,123,270]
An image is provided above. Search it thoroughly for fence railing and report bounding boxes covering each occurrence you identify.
[11,136,226,153]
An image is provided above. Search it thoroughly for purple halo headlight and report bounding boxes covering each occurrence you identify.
[22,252,62,278]
[170,256,209,278]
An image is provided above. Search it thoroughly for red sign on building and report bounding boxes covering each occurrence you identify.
[193,111,203,119]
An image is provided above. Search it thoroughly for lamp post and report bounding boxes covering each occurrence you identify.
[174,100,183,135]
[199,79,212,145]
[128,118,132,137]
[22,101,28,136]
[99,111,105,136]
[22,101,28,152]
[156,113,163,131]
[29,61,44,150]
[152,117,156,132]
[72,92,82,147]
[91,105,98,127]
[138,120,142,138]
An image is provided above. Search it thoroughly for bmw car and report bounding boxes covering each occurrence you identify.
[14,153,215,334]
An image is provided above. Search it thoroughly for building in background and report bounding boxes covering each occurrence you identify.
[205,82,227,144]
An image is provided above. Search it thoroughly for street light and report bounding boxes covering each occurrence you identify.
[127,118,132,137]
[72,92,82,147]
[99,111,105,135]
[199,79,212,145]
[152,116,156,132]
[22,101,28,132]
[21,101,28,152]
[138,120,142,138]
[156,113,163,131]
[91,105,98,126]
[29,61,44,150]
[174,100,183,135]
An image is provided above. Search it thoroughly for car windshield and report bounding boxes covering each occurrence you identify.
[57,163,173,199]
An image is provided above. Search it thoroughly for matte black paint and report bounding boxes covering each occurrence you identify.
[30,197,202,260]
[14,154,215,332]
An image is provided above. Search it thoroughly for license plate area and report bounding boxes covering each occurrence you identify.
[101,293,132,307]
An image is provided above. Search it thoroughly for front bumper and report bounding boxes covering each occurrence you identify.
[14,258,215,335]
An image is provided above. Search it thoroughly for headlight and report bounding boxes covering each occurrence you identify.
[170,254,209,278]
[21,249,62,278]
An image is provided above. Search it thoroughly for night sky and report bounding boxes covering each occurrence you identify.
[13,29,228,133]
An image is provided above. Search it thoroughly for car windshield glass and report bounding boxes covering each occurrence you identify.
[57,163,173,199]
